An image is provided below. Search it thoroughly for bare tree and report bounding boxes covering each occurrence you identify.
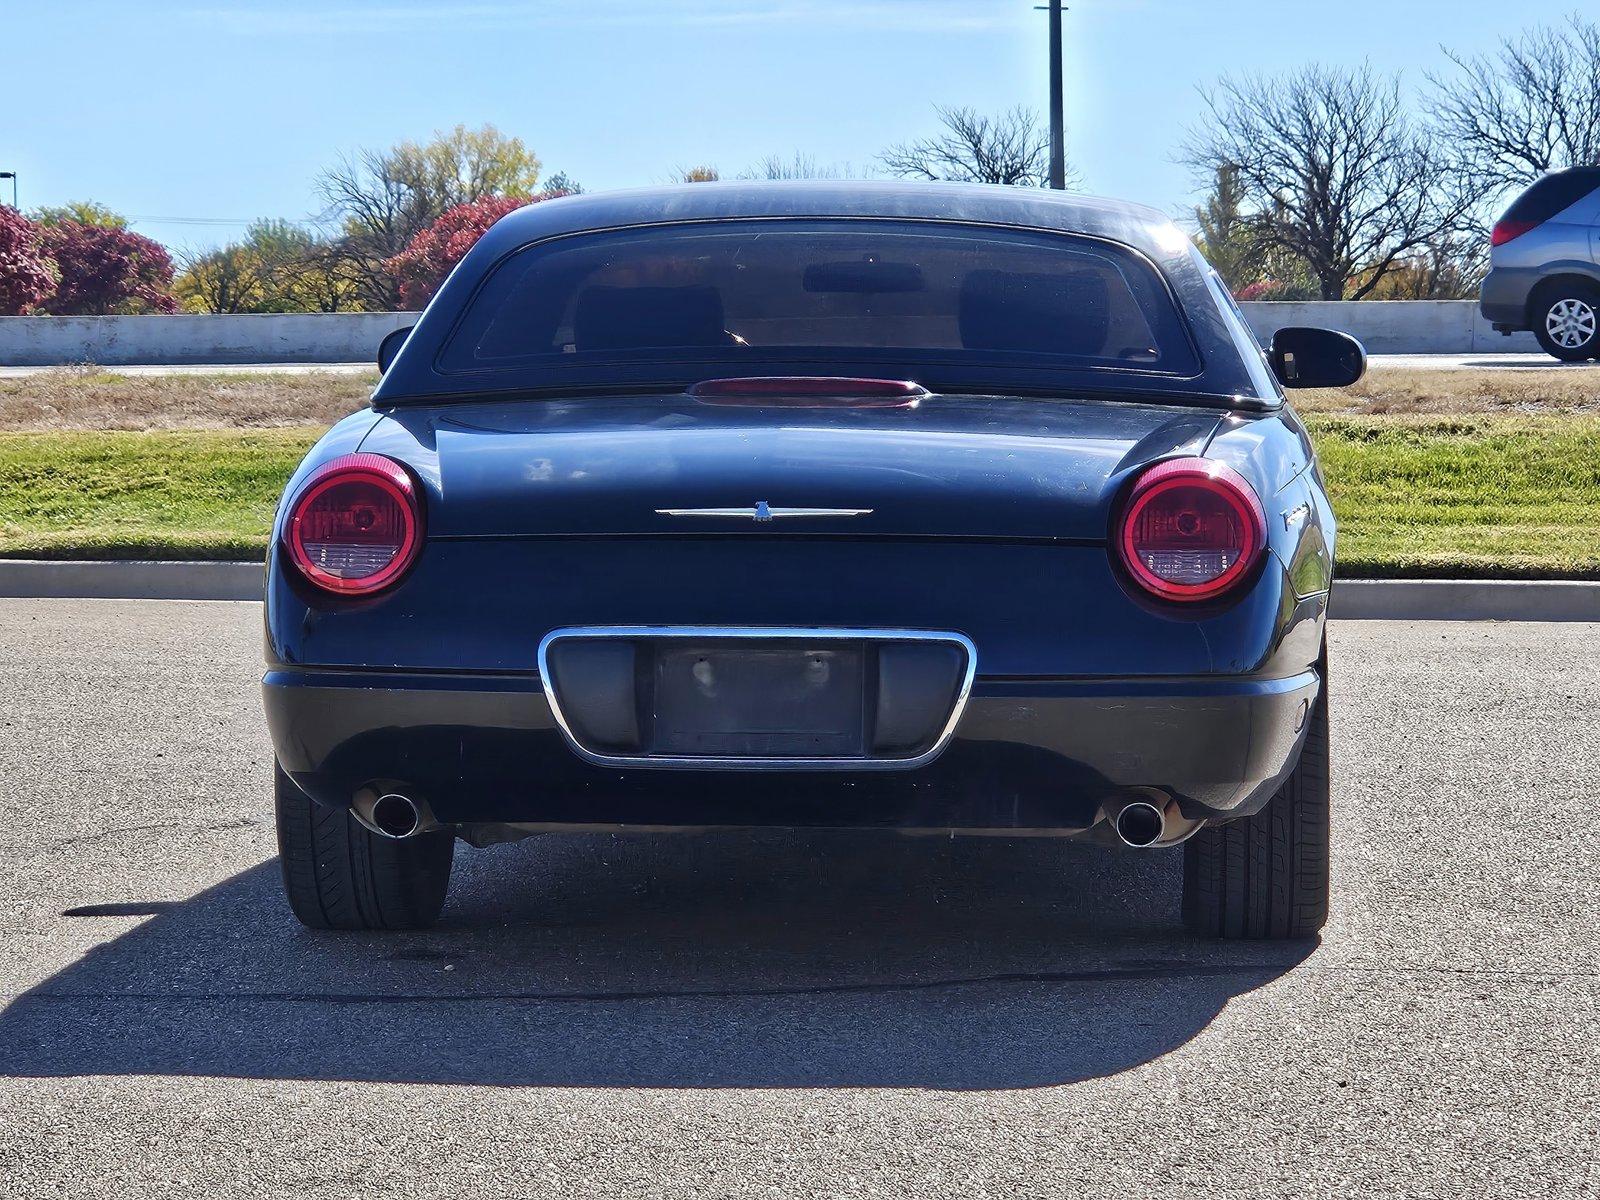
[1183,64,1477,301]
[1429,16,1600,200]
[881,106,1067,187]
[1359,231,1488,300]
[316,147,429,309]
[740,153,845,181]
[317,124,545,309]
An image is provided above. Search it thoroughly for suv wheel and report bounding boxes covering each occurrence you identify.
[1182,667,1330,939]
[1533,282,1600,362]
[274,763,454,930]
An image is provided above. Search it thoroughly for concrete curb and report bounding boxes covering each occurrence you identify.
[0,560,263,601]
[0,561,1596,621]
[1329,578,1599,622]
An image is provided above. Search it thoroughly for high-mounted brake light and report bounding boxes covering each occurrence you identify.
[283,453,423,595]
[688,377,927,408]
[1491,218,1538,247]
[1115,458,1265,603]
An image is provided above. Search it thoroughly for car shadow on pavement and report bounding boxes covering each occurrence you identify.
[0,831,1313,1089]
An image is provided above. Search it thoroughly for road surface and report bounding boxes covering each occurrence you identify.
[0,601,1594,1197]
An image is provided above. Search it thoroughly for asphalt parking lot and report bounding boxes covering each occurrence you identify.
[0,599,1595,1198]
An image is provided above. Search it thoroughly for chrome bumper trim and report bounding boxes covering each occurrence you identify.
[536,625,977,771]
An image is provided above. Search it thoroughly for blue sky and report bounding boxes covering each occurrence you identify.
[1,0,1571,255]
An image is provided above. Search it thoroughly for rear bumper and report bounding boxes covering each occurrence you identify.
[1480,267,1537,328]
[263,667,1319,834]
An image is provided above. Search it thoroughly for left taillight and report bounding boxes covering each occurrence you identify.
[282,453,423,595]
[1115,457,1266,603]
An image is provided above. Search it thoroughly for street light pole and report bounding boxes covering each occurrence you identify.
[0,172,16,210]
[1034,2,1068,189]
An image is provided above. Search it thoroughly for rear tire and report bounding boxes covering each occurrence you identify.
[274,763,454,930]
[1531,281,1600,362]
[1182,668,1330,939]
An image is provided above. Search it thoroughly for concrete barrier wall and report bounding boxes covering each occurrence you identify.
[0,302,1540,365]
[1238,300,1540,355]
[0,313,415,366]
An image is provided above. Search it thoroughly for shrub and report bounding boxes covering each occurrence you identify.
[37,221,178,314]
[0,208,57,315]
[383,195,533,310]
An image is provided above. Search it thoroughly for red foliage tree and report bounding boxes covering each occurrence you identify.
[37,221,178,314]
[383,195,532,310]
[0,208,57,315]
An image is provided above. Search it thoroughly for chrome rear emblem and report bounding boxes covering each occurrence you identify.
[656,501,873,522]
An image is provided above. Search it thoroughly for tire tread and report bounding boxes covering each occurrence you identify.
[1183,658,1330,940]
[274,765,453,930]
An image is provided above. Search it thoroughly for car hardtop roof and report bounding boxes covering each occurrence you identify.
[477,180,1186,261]
[371,180,1278,408]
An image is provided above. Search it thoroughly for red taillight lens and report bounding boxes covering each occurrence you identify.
[1491,218,1538,247]
[283,453,422,595]
[1116,458,1265,603]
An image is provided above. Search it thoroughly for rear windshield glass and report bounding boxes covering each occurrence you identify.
[438,219,1198,380]
[1503,168,1600,224]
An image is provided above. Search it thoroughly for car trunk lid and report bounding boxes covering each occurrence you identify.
[374,392,1223,542]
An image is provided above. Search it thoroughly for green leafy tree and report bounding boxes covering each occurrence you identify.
[31,200,128,229]
[1192,165,1262,291]
[176,220,365,313]
[174,244,267,313]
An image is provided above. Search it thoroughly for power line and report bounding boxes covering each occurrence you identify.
[127,216,260,226]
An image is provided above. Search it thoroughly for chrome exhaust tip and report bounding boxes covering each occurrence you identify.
[1114,800,1166,848]
[369,793,423,840]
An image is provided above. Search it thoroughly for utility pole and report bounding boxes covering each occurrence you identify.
[1035,2,1068,189]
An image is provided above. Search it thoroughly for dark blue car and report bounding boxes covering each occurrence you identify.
[263,182,1362,938]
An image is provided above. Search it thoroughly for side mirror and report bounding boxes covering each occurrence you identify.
[377,325,415,374]
[1268,326,1366,389]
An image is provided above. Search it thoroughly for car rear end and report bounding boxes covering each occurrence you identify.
[1481,167,1600,359]
[262,184,1340,936]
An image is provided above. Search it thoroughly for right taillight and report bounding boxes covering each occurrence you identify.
[1491,218,1538,247]
[1116,458,1265,603]
[282,453,423,595]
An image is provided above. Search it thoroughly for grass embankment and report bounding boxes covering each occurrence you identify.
[1306,415,1600,579]
[0,429,317,559]
[0,368,1596,575]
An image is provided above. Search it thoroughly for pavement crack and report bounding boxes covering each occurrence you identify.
[45,816,259,852]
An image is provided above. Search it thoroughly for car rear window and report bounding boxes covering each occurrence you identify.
[437,219,1198,381]
[1502,168,1600,225]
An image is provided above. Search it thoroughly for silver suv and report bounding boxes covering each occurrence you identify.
[1480,167,1600,361]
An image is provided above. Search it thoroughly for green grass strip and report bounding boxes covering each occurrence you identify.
[1,416,1596,577]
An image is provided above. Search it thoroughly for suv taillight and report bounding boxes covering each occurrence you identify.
[1491,218,1538,247]
[1115,458,1265,603]
[283,453,423,595]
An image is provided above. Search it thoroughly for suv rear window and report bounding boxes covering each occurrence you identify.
[1501,168,1600,225]
[438,219,1198,381]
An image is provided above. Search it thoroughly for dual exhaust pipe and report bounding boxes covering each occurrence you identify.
[353,789,437,840]
[356,785,1192,848]
[1103,790,1199,849]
